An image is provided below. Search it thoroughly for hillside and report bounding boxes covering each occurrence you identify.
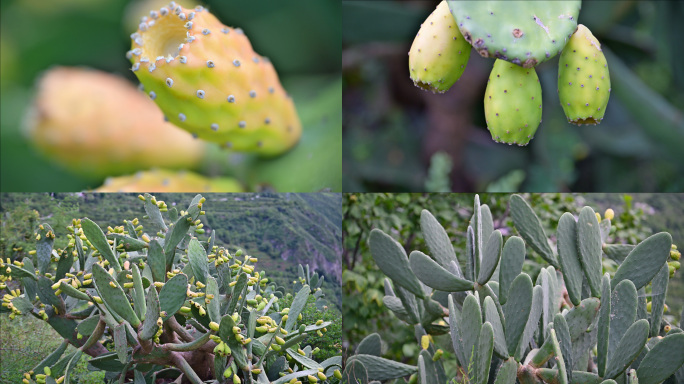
[0,192,342,308]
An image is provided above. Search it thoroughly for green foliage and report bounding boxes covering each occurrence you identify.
[344,193,684,383]
[0,194,342,383]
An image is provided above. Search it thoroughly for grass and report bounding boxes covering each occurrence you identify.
[0,312,104,384]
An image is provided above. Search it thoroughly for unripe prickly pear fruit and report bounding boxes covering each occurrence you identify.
[558,24,611,125]
[24,67,204,179]
[605,208,615,221]
[95,169,243,192]
[409,1,471,93]
[129,5,301,156]
[484,59,542,145]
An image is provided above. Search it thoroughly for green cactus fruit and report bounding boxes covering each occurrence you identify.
[408,1,471,93]
[558,24,611,125]
[484,59,542,145]
[448,1,581,67]
[129,5,301,156]
[24,67,204,179]
[95,169,243,192]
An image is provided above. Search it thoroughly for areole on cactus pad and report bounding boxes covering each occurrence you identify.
[128,4,301,156]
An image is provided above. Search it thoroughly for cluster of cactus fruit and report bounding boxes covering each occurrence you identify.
[344,194,684,384]
[0,194,341,384]
[409,1,611,145]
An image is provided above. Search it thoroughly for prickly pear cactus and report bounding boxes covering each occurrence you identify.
[129,3,302,156]
[344,194,684,384]
[95,169,244,192]
[24,67,204,179]
[484,60,542,145]
[558,24,611,125]
[448,1,581,67]
[0,194,341,384]
[408,1,471,93]
[408,0,613,146]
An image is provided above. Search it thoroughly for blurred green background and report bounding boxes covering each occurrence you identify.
[1,0,341,192]
[342,1,684,192]
[343,193,684,365]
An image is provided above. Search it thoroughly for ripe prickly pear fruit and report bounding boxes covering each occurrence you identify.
[408,1,471,93]
[129,4,301,156]
[558,24,611,125]
[95,169,243,192]
[484,59,542,145]
[24,67,204,179]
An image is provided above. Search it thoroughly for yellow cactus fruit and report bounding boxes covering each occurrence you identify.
[95,169,244,192]
[604,208,615,221]
[24,67,204,178]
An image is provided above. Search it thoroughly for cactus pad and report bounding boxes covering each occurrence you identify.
[409,1,471,93]
[129,5,301,155]
[24,67,204,178]
[484,59,542,145]
[448,1,581,67]
[96,169,244,192]
[558,25,611,125]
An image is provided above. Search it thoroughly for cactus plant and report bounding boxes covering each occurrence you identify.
[0,194,341,383]
[94,169,244,192]
[24,67,204,179]
[408,0,612,145]
[129,3,301,156]
[345,194,683,384]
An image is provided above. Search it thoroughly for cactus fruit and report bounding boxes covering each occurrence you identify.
[448,1,581,67]
[408,1,471,93]
[23,67,204,179]
[346,194,684,383]
[558,24,611,125]
[95,169,243,192]
[128,4,301,156]
[484,59,542,145]
[6,193,340,383]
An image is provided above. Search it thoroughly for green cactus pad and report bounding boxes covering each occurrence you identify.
[494,358,518,384]
[82,218,121,272]
[604,319,648,379]
[187,238,208,285]
[139,284,159,341]
[649,263,669,337]
[286,285,311,331]
[510,195,558,267]
[92,264,140,327]
[554,313,574,383]
[420,209,458,269]
[347,354,418,381]
[498,236,525,305]
[107,234,148,252]
[461,294,483,367]
[503,273,532,358]
[478,230,502,285]
[516,285,543,361]
[37,277,64,313]
[409,250,474,292]
[635,333,684,384]
[58,281,90,301]
[409,1,471,93]
[448,1,581,67]
[147,240,166,283]
[564,297,600,340]
[483,296,508,357]
[557,212,583,305]
[356,333,383,356]
[612,232,672,291]
[477,322,494,384]
[448,294,467,367]
[577,206,602,297]
[602,244,634,265]
[484,59,542,145]
[36,223,55,274]
[163,215,192,270]
[205,276,219,323]
[608,280,638,366]
[227,272,247,315]
[114,322,127,363]
[369,229,425,298]
[597,274,611,377]
[558,24,611,125]
[129,5,301,156]
[131,264,146,321]
[158,273,188,321]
